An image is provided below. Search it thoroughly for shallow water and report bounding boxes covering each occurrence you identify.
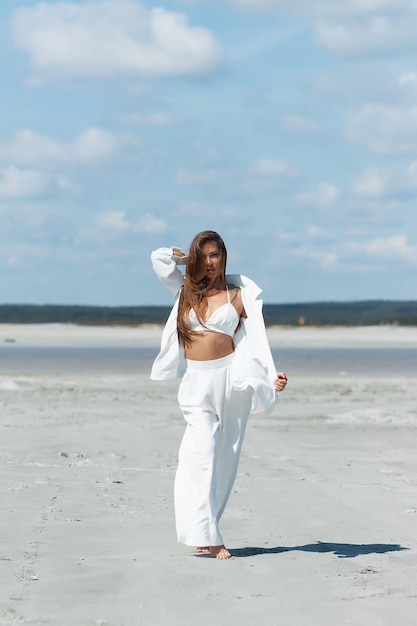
[1,346,416,376]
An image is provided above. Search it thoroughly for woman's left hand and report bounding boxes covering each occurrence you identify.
[274,372,288,392]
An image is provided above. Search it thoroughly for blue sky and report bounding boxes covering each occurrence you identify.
[1,0,417,305]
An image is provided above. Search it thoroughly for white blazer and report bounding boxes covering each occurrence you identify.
[150,247,278,415]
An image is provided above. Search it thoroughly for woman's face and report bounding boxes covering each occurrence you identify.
[200,242,223,281]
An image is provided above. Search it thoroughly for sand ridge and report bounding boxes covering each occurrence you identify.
[0,322,416,348]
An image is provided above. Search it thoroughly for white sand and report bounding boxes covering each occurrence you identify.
[0,323,163,348]
[1,322,417,348]
[1,325,416,625]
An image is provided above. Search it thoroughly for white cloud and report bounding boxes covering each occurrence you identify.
[407,161,417,188]
[352,168,388,198]
[10,0,221,83]
[229,0,413,17]
[56,175,82,194]
[0,131,65,167]
[252,158,299,177]
[290,246,339,268]
[176,158,300,197]
[296,182,340,208]
[227,1,417,57]
[135,213,167,234]
[398,71,417,86]
[352,163,417,198]
[96,210,130,232]
[179,201,239,222]
[73,129,120,163]
[117,111,179,126]
[277,231,297,244]
[316,252,339,267]
[315,15,417,57]
[306,226,332,240]
[0,166,49,198]
[282,114,318,133]
[4,244,46,268]
[348,103,417,155]
[176,167,230,187]
[348,235,417,262]
[90,210,167,239]
[0,128,120,168]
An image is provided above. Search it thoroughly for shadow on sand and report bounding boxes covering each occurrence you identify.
[230,541,408,559]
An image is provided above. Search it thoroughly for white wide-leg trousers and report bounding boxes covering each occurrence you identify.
[175,353,252,547]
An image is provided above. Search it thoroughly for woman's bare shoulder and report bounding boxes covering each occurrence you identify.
[227,283,241,297]
[227,285,246,317]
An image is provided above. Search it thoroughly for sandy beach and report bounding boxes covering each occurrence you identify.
[1,324,417,625]
[1,322,417,348]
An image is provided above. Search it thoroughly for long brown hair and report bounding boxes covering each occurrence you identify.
[177,230,227,347]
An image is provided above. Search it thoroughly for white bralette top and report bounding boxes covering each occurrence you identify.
[188,285,239,338]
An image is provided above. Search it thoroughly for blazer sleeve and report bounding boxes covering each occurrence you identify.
[228,273,278,416]
[150,247,186,380]
[151,247,186,298]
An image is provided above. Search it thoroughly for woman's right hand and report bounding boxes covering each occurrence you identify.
[173,248,187,258]
[274,373,288,392]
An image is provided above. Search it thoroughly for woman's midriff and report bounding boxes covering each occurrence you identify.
[184,331,234,361]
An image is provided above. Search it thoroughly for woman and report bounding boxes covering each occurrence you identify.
[151,231,287,559]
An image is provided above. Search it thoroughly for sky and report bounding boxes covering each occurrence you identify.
[1,0,417,306]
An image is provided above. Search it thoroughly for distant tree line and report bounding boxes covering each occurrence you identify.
[0,301,416,326]
[0,304,170,325]
[262,301,417,326]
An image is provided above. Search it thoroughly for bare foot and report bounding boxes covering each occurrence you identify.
[209,545,231,560]
[196,546,210,554]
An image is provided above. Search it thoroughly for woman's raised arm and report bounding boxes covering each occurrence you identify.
[150,246,187,297]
